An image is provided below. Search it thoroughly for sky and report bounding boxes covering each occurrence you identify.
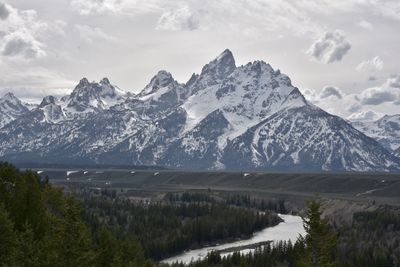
[0,0,399,121]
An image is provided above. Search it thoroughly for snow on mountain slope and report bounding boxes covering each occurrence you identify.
[352,114,400,151]
[136,71,189,115]
[0,93,29,128]
[0,49,399,172]
[395,147,400,158]
[164,109,231,169]
[99,108,188,165]
[183,57,307,141]
[38,96,67,123]
[222,105,400,172]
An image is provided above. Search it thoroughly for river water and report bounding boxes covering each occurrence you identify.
[161,214,305,264]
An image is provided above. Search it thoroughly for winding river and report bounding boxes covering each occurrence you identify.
[161,214,305,264]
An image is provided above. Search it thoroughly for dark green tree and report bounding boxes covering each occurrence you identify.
[0,203,18,265]
[301,199,337,267]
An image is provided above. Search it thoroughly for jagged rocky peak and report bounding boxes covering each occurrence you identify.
[201,49,236,78]
[1,92,23,106]
[65,77,123,111]
[240,60,292,86]
[0,92,27,110]
[100,77,111,85]
[3,92,18,101]
[71,77,117,95]
[188,49,237,92]
[39,96,57,107]
[139,70,175,96]
[0,92,29,128]
[78,77,90,86]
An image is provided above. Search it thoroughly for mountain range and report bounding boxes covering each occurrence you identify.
[0,49,399,172]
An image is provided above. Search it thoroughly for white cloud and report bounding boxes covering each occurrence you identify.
[347,110,383,122]
[356,56,383,72]
[307,30,351,64]
[356,20,373,30]
[156,6,199,31]
[70,0,162,16]
[74,24,119,43]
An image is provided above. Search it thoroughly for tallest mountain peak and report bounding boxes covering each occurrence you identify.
[216,49,234,61]
[211,49,235,69]
[191,49,236,91]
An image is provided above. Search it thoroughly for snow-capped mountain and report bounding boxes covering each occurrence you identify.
[63,77,126,114]
[352,114,400,152]
[0,93,29,128]
[0,50,399,172]
[223,105,398,172]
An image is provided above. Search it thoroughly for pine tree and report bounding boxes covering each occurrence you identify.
[57,196,95,267]
[301,199,337,267]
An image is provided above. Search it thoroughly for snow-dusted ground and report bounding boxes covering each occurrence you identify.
[66,170,79,176]
[161,214,305,265]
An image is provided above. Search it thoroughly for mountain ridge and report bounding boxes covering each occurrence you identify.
[0,49,399,172]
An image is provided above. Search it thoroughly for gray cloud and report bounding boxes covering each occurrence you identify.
[360,76,400,105]
[361,90,397,105]
[307,30,351,63]
[389,75,400,88]
[156,6,199,31]
[1,33,46,59]
[320,86,343,99]
[0,3,10,20]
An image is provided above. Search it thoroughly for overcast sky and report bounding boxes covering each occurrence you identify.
[0,0,399,120]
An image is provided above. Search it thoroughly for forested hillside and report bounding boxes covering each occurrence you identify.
[0,162,151,266]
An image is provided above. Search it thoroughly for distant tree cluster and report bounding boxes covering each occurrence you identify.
[164,192,287,214]
[81,195,282,260]
[334,209,400,266]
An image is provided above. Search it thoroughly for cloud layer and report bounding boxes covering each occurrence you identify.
[0,0,399,119]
